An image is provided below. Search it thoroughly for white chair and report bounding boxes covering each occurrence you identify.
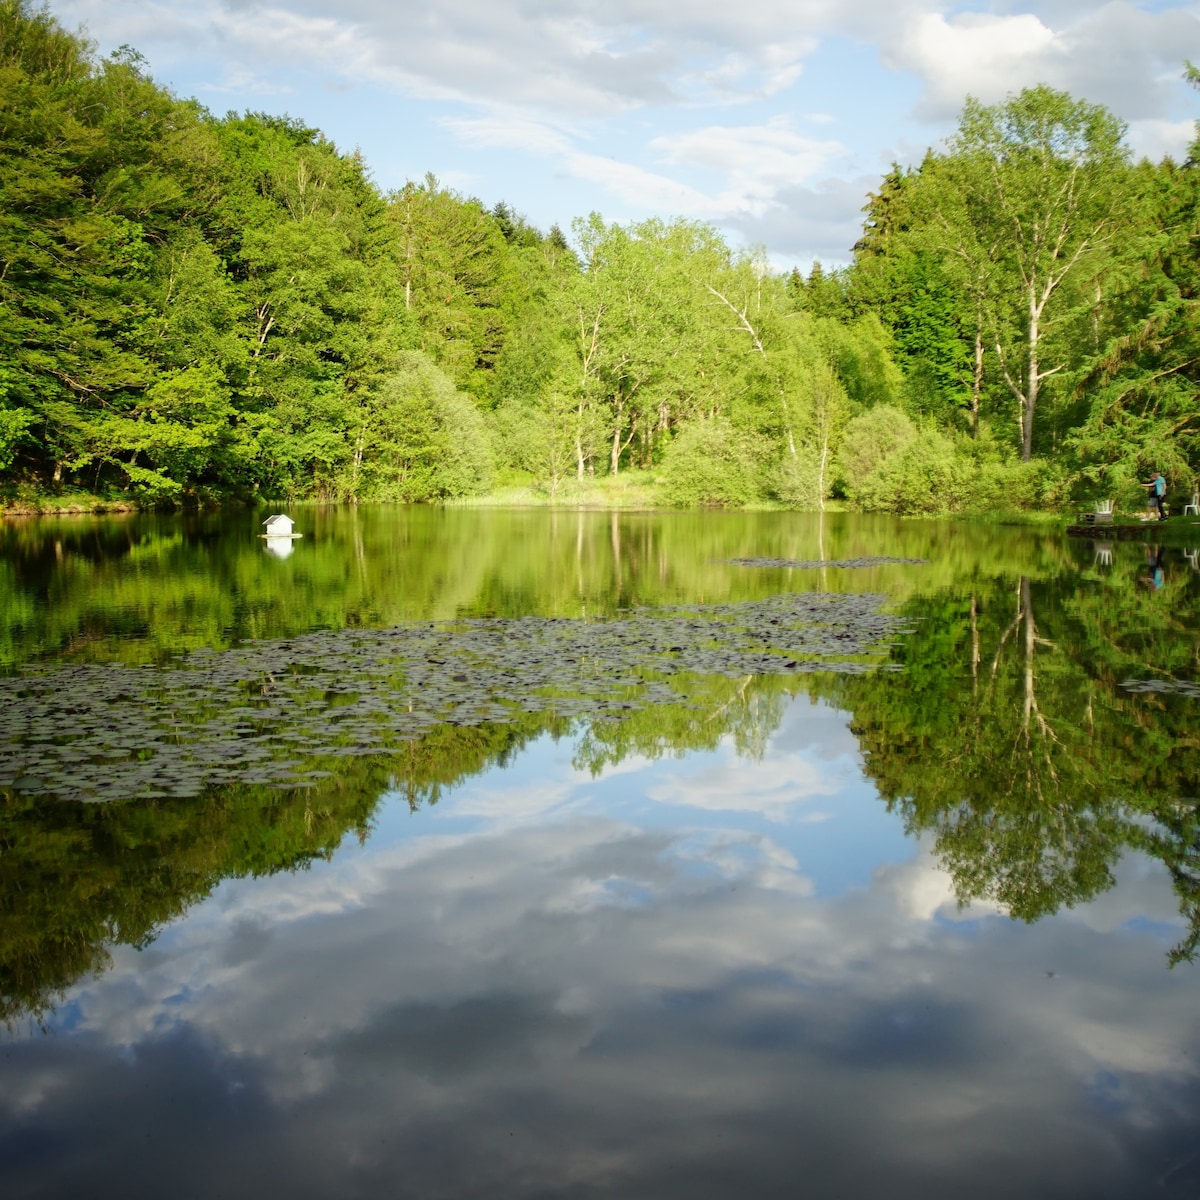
[1184,490,1199,516]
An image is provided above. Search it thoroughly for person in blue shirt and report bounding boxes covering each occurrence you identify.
[1143,471,1167,520]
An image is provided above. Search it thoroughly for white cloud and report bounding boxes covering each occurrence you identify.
[438,113,574,157]
[681,37,818,103]
[891,4,1200,123]
[200,63,295,96]
[561,150,722,215]
[651,117,847,211]
[437,112,848,227]
[49,0,817,121]
[892,11,1061,116]
[724,174,880,268]
[1127,117,1196,163]
[62,1,1198,123]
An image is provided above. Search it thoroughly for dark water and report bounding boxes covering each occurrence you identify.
[2,507,1200,1200]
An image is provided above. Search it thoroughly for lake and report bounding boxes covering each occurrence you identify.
[2,506,1199,1199]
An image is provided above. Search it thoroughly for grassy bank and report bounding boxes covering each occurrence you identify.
[444,470,666,509]
[0,472,1121,522]
[0,489,140,516]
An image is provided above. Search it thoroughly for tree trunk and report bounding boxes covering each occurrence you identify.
[1024,301,1038,462]
[971,324,983,439]
[575,399,585,484]
[610,422,635,476]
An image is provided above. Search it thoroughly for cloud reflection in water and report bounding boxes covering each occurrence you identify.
[1,700,1198,1200]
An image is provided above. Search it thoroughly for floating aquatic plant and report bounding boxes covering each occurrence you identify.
[1120,679,1200,698]
[0,593,909,803]
[727,556,928,569]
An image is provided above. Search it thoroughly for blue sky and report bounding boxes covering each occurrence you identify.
[51,0,1200,267]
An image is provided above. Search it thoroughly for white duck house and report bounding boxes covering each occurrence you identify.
[261,514,301,538]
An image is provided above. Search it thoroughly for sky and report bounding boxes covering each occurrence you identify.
[48,0,1200,268]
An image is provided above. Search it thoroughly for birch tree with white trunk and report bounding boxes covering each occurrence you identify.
[940,87,1128,461]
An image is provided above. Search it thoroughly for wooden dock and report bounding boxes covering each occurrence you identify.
[1066,519,1200,540]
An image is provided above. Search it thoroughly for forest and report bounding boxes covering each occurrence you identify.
[2,0,1200,516]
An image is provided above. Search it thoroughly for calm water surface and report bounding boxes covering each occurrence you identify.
[2,507,1200,1199]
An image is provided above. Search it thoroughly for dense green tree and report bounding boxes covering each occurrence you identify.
[1060,149,1200,505]
[570,215,734,478]
[658,415,767,507]
[387,175,511,403]
[837,405,917,498]
[3,0,1200,512]
[353,351,494,501]
[935,87,1131,461]
[0,5,186,489]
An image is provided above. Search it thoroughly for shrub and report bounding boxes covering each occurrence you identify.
[658,417,766,508]
[838,405,917,500]
[770,450,823,508]
[360,352,494,501]
[851,426,1061,516]
[854,427,972,514]
[966,457,1057,513]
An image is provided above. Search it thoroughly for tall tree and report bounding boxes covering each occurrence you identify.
[937,87,1130,460]
[386,175,510,403]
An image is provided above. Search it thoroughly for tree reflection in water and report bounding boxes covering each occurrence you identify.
[2,512,1200,1029]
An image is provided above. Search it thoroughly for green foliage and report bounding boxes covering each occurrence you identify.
[847,423,1053,516]
[658,417,766,507]
[852,427,972,514]
[819,312,906,411]
[815,558,1200,952]
[357,352,494,501]
[838,405,917,495]
[0,402,32,471]
[770,451,823,508]
[0,0,1197,512]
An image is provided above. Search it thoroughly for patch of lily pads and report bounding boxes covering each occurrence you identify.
[0,592,909,803]
[1120,678,1200,698]
[727,556,928,569]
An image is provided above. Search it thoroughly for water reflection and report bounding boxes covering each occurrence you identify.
[2,717,1197,1199]
[0,508,1061,669]
[1,510,1199,1197]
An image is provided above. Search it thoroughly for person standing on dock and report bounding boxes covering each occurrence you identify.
[1143,471,1167,521]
